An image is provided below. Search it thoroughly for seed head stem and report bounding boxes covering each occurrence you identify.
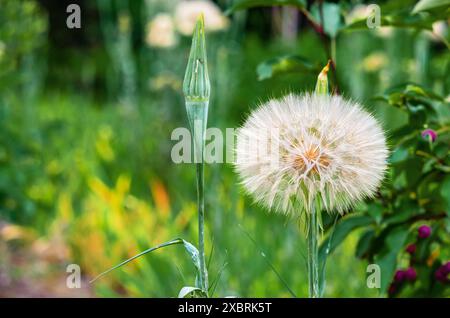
[306,198,320,298]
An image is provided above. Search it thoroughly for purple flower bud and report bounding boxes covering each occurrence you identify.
[418,225,431,239]
[435,267,448,283]
[406,244,416,254]
[443,261,450,275]
[394,270,406,282]
[421,129,437,142]
[405,267,417,281]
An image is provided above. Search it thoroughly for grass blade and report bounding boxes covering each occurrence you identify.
[89,238,184,283]
[238,224,297,297]
[209,260,228,296]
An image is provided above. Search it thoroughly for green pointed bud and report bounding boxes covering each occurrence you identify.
[315,60,330,95]
[183,14,210,102]
[183,14,209,165]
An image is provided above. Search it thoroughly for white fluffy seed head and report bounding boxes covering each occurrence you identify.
[235,93,388,215]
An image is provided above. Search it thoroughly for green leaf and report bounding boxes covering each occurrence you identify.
[178,286,207,298]
[342,1,448,30]
[256,55,317,81]
[89,238,201,284]
[375,84,441,128]
[390,146,410,164]
[182,240,201,273]
[376,251,398,294]
[311,2,343,38]
[441,175,450,212]
[412,0,450,13]
[226,0,306,14]
[375,226,410,293]
[319,215,374,261]
[318,214,373,295]
[417,171,449,213]
[386,196,422,226]
[404,84,445,101]
[343,13,435,31]
[355,230,376,258]
[399,158,424,186]
[366,202,384,225]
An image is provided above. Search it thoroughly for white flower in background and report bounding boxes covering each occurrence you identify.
[361,52,388,72]
[146,13,177,48]
[174,0,229,36]
[345,4,370,25]
[376,26,394,38]
[235,93,388,215]
[429,21,448,42]
[149,72,181,91]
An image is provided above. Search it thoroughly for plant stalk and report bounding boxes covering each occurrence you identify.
[307,200,320,298]
[186,102,209,295]
[183,15,210,296]
[196,154,208,294]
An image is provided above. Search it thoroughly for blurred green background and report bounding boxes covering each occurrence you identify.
[0,0,449,297]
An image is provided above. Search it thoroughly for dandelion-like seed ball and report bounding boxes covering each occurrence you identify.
[235,93,388,215]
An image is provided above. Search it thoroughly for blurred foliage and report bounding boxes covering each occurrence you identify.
[318,84,450,297]
[0,0,449,297]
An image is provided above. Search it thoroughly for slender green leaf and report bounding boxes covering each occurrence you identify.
[89,238,201,284]
[257,55,317,81]
[209,260,228,296]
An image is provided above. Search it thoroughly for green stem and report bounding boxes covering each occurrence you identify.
[196,160,208,295]
[331,37,336,67]
[306,201,320,298]
[186,101,209,296]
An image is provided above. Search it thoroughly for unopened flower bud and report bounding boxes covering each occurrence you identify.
[406,244,416,254]
[405,267,417,281]
[421,129,437,143]
[418,225,431,239]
